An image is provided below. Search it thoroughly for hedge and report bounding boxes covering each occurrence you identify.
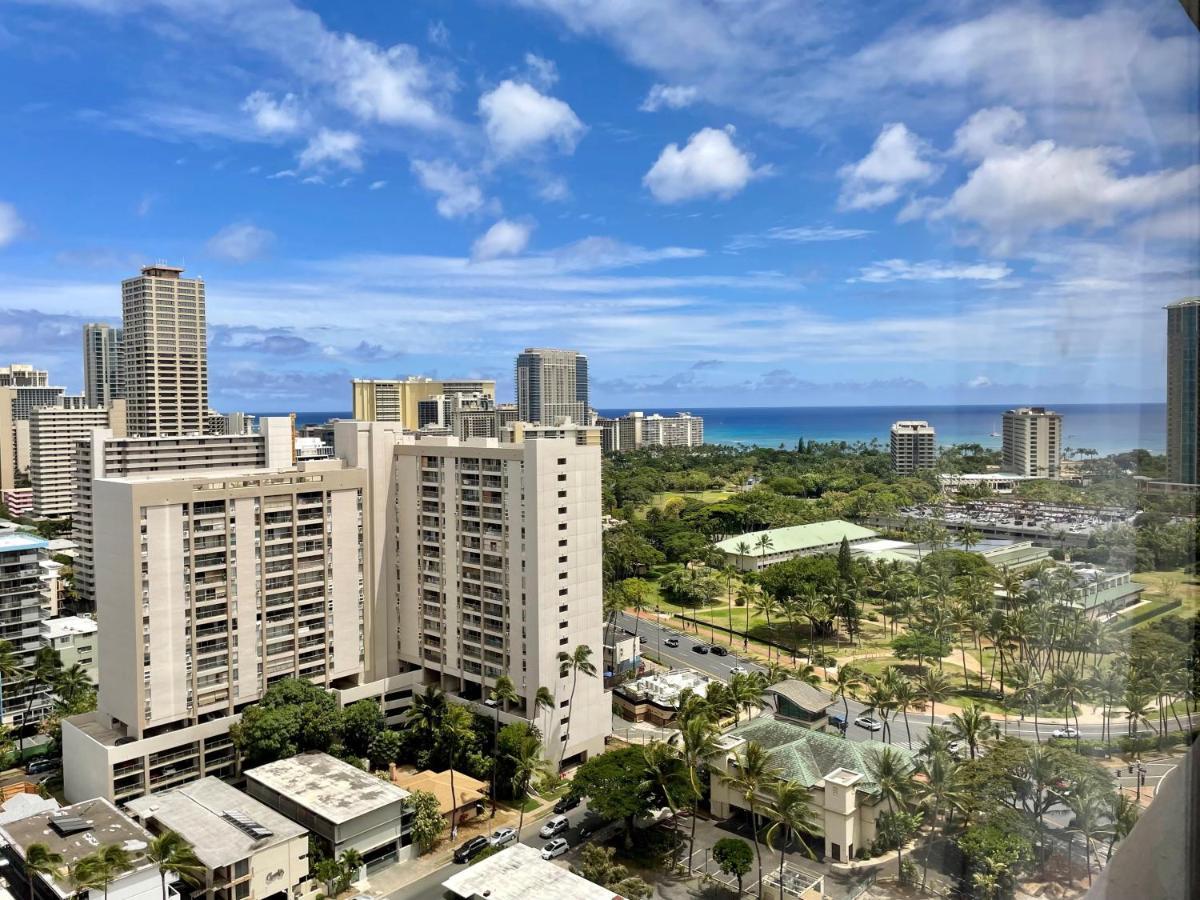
[1111,597,1183,631]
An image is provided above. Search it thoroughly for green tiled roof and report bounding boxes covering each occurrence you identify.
[715,520,877,556]
[727,716,913,795]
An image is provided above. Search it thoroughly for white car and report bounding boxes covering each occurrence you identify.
[729,664,747,675]
[539,814,570,839]
[541,838,570,860]
[1052,726,1079,739]
[947,740,965,757]
[488,826,518,848]
[854,715,884,732]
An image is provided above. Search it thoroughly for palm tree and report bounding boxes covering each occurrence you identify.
[912,752,966,887]
[765,780,821,898]
[862,678,894,744]
[889,678,917,750]
[440,703,477,838]
[1008,662,1044,742]
[557,645,596,765]
[339,849,363,885]
[641,741,687,869]
[675,716,722,869]
[914,669,953,730]
[623,578,650,647]
[1104,791,1139,860]
[866,747,913,876]
[1123,685,1155,737]
[737,581,758,650]
[722,565,739,646]
[53,664,92,708]
[487,675,520,817]
[763,661,793,686]
[534,685,555,739]
[506,726,549,837]
[830,666,861,734]
[144,831,203,899]
[24,842,65,899]
[89,845,134,900]
[729,672,764,725]
[721,741,780,899]
[67,857,105,900]
[946,704,997,760]
[753,593,781,661]
[19,648,61,753]
[1066,787,1107,887]
[406,684,448,745]
[1049,664,1087,750]
[733,540,753,577]
[959,527,982,553]
[754,533,774,574]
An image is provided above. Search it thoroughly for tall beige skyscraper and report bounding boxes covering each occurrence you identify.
[1166,298,1199,485]
[121,265,207,436]
[82,323,123,407]
[515,348,589,424]
[1002,407,1062,477]
[890,420,936,475]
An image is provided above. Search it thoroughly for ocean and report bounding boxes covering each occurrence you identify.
[257,403,1167,457]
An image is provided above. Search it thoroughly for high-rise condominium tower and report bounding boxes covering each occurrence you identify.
[121,265,207,436]
[890,420,936,475]
[1002,407,1062,478]
[83,323,123,407]
[515,348,589,424]
[351,377,496,427]
[1166,298,1199,485]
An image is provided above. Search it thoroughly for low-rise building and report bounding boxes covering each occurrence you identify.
[715,520,878,571]
[441,844,614,900]
[708,717,915,864]
[126,777,313,900]
[0,798,169,900]
[763,679,834,730]
[244,752,415,873]
[2,488,32,516]
[603,633,639,687]
[614,669,712,726]
[938,472,1040,495]
[40,616,98,683]
[390,769,486,828]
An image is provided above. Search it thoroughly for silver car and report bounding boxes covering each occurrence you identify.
[488,826,518,848]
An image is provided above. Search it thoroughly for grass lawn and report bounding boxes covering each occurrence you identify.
[1132,570,1200,620]
[643,489,736,512]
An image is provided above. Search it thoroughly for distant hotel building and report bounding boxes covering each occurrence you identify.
[0,373,70,492]
[205,409,257,436]
[351,377,496,428]
[1166,298,1199,486]
[889,420,936,475]
[122,264,208,437]
[29,400,126,518]
[515,348,589,424]
[597,411,704,453]
[1001,407,1062,478]
[82,323,123,407]
[416,392,506,439]
[0,365,49,387]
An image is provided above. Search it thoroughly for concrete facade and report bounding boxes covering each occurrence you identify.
[1002,406,1062,478]
[29,401,126,518]
[889,420,936,475]
[0,531,51,727]
[1166,298,1199,485]
[82,324,123,408]
[514,348,588,425]
[121,265,208,437]
[351,378,496,428]
[40,616,99,683]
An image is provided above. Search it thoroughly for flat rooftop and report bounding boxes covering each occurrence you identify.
[245,752,410,824]
[41,616,98,639]
[0,532,48,554]
[0,798,156,894]
[441,844,616,900]
[126,777,306,869]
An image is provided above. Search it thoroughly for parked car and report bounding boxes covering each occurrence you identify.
[24,758,57,775]
[554,794,581,814]
[710,645,728,657]
[664,638,679,648]
[828,713,847,728]
[488,827,518,848]
[539,814,570,838]
[453,836,490,863]
[691,644,710,655]
[854,715,883,732]
[1052,726,1079,739]
[541,838,570,860]
[947,739,966,757]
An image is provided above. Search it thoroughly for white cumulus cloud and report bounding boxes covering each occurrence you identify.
[241,90,307,135]
[0,202,23,247]
[472,218,533,261]
[838,122,940,211]
[640,84,698,112]
[643,125,766,203]
[478,80,585,159]
[411,159,488,219]
[849,258,1012,284]
[206,222,275,263]
[523,53,559,89]
[298,128,363,170]
[951,106,1026,161]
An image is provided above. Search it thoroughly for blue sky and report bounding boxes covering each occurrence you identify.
[0,0,1196,411]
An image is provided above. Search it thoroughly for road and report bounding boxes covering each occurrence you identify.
[386,800,602,900]
[614,611,1200,752]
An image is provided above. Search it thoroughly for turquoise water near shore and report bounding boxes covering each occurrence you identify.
[266,403,1165,457]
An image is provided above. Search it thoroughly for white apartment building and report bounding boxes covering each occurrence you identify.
[351,378,496,428]
[889,420,936,475]
[62,458,369,804]
[416,392,503,440]
[336,421,610,767]
[29,400,126,518]
[0,365,49,388]
[71,419,294,604]
[40,615,99,683]
[642,412,704,448]
[121,264,208,437]
[514,348,589,425]
[1002,406,1062,477]
[0,531,53,728]
[82,323,123,407]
